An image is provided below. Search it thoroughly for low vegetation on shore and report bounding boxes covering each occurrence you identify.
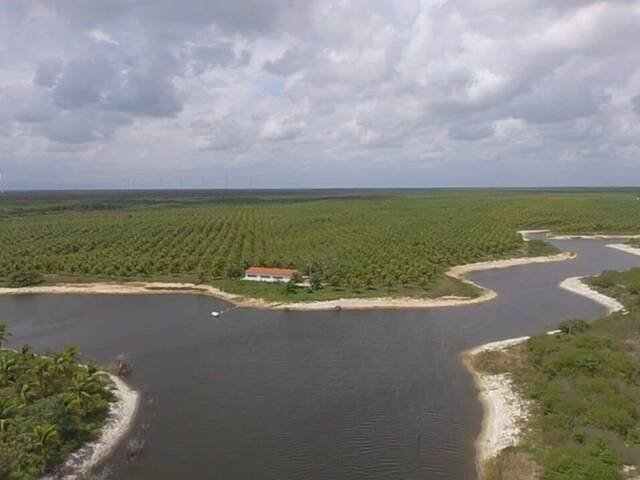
[0,190,638,302]
[0,325,115,479]
[474,268,640,480]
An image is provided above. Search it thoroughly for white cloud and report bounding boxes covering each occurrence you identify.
[88,29,119,46]
[259,116,305,141]
[0,0,639,188]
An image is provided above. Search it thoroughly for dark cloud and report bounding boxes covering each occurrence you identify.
[188,42,251,75]
[263,48,312,76]
[448,123,494,141]
[34,59,63,88]
[633,95,640,117]
[52,58,114,109]
[39,111,130,144]
[104,75,182,117]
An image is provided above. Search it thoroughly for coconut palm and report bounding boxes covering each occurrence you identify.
[19,344,33,359]
[0,397,18,433]
[0,324,10,349]
[65,374,95,415]
[0,354,16,386]
[11,378,34,405]
[60,346,80,365]
[30,424,60,471]
[32,358,53,397]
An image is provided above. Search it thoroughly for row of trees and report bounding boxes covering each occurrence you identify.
[2,193,640,289]
[0,324,115,479]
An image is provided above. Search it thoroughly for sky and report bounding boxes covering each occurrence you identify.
[0,0,639,189]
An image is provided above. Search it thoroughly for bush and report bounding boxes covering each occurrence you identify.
[6,272,44,288]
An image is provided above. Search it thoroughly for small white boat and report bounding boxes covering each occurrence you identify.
[211,311,221,317]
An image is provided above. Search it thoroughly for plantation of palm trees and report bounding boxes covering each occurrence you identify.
[0,324,115,479]
[1,189,640,302]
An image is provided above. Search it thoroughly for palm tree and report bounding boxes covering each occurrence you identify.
[11,378,34,405]
[0,397,18,433]
[30,425,60,471]
[60,346,80,365]
[19,344,33,360]
[32,358,53,397]
[52,351,69,376]
[0,354,16,386]
[0,324,10,349]
[65,374,94,415]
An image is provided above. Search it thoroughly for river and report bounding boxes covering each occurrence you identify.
[2,238,639,479]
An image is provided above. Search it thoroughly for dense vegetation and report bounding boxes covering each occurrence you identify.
[1,190,639,301]
[0,325,114,479]
[5,273,44,288]
[476,268,640,480]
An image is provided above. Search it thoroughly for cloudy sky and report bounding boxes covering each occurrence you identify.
[1,0,639,189]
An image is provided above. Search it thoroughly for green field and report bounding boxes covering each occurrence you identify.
[1,189,640,302]
[474,268,640,480]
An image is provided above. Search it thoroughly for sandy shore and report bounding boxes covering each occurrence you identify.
[517,229,551,241]
[549,234,640,240]
[0,282,274,308]
[607,243,640,257]
[559,276,625,315]
[466,275,625,476]
[517,229,640,241]
[0,252,576,311]
[47,375,140,480]
[463,337,532,476]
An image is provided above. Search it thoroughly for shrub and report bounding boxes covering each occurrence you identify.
[6,272,44,288]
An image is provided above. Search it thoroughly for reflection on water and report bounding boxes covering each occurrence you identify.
[2,239,640,480]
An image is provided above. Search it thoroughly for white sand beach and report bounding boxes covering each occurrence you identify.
[559,276,625,315]
[607,243,640,257]
[463,337,531,475]
[47,375,140,480]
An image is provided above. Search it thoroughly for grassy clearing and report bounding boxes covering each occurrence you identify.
[476,268,640,480]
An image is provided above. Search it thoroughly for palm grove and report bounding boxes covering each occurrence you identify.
[0,324,115,479]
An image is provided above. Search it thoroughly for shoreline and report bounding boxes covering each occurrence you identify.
[47,374,140,480]
[559,276,626,315]
[0,252,576,311]
[462,336,531,477]
[607,243,640,257]
[464,275,625,477]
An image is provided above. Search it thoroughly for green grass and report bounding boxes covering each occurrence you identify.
[474,268,640,480]
[1,190,639,302]
[212,273,482,303]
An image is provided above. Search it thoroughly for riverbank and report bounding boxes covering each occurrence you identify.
[463,336,532,477]
[49,375,140,480]
[559,276,625,315]
[0,252,576,311]
[465,275,628,478]
[608,243,640,257]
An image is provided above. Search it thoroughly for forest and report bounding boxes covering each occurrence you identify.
[0,325,114,479]
[475,267,640,480]
[1,189,639,301]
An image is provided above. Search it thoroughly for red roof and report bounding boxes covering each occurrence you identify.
[245,267,298,276]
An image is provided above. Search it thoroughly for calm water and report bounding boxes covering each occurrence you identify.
[2,239,640,480]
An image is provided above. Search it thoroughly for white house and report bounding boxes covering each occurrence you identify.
[243,267,298,283]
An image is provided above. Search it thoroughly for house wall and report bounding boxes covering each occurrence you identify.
[243,274,291,283]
